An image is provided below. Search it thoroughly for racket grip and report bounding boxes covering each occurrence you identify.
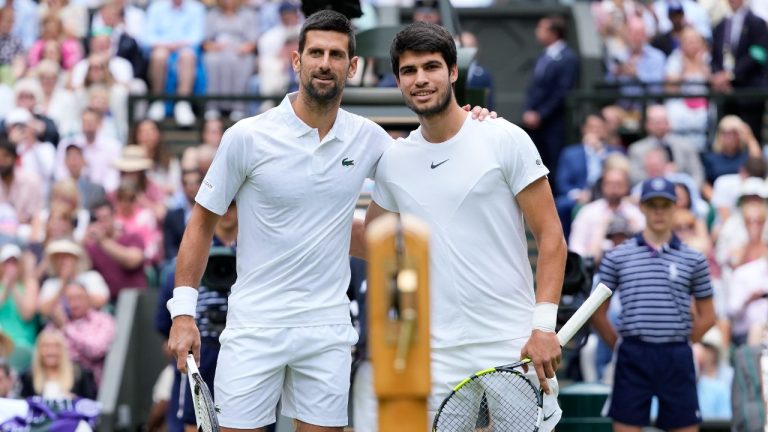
[556,283,612,346]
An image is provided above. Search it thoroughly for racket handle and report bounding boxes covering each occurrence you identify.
[556,283,612,346]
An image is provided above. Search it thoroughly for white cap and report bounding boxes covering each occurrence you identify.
[0,243,21,262]
[4,108,33,126]
[45,238,83,257]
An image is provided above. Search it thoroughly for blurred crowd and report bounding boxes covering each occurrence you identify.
[531,0,768,423]
[0,0,766,429]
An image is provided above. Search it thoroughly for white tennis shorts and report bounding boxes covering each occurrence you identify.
[429,339,562,432]
[214,324,358,429]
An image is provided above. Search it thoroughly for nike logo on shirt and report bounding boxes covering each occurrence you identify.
[431,159,449,169]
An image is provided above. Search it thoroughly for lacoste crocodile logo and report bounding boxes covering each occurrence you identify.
[342,157,354,167]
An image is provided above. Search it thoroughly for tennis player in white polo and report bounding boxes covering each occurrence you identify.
[166,10,392,432]
[356,22,567,432]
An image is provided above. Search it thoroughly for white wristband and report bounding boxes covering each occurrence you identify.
[167,286,198,319]
[532,302,558,333]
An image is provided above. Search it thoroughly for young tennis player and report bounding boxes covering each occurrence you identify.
[359,22,567,431]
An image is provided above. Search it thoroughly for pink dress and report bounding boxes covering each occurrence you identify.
[114,206,163,264]
[27,38,83,70]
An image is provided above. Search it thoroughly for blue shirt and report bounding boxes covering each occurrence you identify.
[0,0,38,49]
[606,45,667,96]
[144,0,205,47]
[598,233,713,343]
[701,150,748,185]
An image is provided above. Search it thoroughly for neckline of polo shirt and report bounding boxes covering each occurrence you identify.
[280,92,349,144]
[633,232,682,250]
[281,93,314,138]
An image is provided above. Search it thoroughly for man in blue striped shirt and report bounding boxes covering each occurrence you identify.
[592,176,716,432]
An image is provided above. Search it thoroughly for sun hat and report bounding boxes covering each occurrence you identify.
[112,145,153,172]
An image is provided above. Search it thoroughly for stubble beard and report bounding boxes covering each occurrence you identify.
[306,80,342,106]
[302,66,345,108]
[405,86,453,118]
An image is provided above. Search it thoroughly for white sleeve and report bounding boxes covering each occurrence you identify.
[81,271,110,299]
[371,150,399,213]
[196,125,252,215]
[39,279,59,304]
[365,123,394,180]
[70,62,87,88]
[727,265,752,319]
[497,121,549,195]
[665,52,681,76]
[710,177,735,209]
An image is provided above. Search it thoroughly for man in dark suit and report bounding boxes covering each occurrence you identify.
[522,15,580,182]
[711,0,768,142]
[163,169,202,262]
[460,30,495,110]
[651,1,686,57]
[555,113,622,239]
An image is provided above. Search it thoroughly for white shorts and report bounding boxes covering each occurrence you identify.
[214,324,358,429]
[352,340,562,432]
[429,340,562,432]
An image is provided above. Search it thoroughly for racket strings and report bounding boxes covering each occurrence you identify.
[435,371,541,432]
[193,375,219,432]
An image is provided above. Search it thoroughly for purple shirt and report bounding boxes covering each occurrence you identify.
[85,231,147,300]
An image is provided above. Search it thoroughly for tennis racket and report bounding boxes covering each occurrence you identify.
[186,353,220,432]
[432,282,613,432]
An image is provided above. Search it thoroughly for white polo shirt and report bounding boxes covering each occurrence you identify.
[196,93,392,328]
[373,114,549,348]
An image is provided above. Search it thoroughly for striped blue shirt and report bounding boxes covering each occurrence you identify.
[598,233,713,343]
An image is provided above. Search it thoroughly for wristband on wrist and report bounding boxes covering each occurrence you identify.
[532,302,558,333]
[166,286,198,319]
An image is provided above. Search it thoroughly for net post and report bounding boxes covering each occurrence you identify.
[367,213,431,432]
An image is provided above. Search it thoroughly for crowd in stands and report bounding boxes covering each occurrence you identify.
[0,0,766,429]
[0,0,265,374]
[537,0,768,422]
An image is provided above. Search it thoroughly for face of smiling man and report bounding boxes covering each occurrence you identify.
[293,29,358,106]
[395,50,457,118]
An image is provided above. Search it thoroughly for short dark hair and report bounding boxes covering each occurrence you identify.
[744,156,768,178]
[299,10,356,58]
[0,135,16,158]
[544,15,567,40]
[89,199,113,214]
[581,111,605,125]
[390,22,457,76]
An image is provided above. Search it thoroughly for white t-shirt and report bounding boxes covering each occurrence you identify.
[70,57,134,88]
[196,93,392,328]
[373,114,549,348]
[710,173,742,214]
[728,258,768,338]
[39,270,110,304]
